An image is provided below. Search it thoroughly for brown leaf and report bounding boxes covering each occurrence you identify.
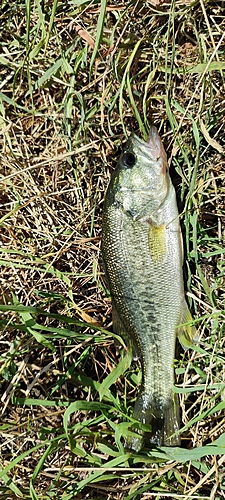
[200,120,224,154]
[75,25,95,49]
[146,0,167,6]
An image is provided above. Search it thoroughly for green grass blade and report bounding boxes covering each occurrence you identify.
[0,472,23,497]
[126,73,147,139]
[25,0,31,49]
[0,442,49,478]
[63,400,111,439]
[45,0,58,50]
[89,0,107,74]
[99,351,132,401]
[11,294,55,351]
[119,38,143,137]
[153,434,225,462]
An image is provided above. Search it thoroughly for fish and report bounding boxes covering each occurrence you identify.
[101,126,196,450]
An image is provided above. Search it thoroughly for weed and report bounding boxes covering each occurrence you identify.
[0,0,224,498]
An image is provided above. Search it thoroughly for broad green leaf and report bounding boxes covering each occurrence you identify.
[12,396,71,407]
[63,400,111,438]
[188,61,225,73]
[99,353,132,401]
[154,434,225,461]
[17,311,55,352]
[35,58,63,88]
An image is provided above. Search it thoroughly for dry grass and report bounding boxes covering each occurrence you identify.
[0,0,225,498]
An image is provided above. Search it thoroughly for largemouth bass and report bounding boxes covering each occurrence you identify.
[101,126,195,450]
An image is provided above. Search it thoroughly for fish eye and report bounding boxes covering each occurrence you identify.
[122,152,136,168]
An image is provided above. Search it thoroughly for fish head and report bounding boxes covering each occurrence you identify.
[112,126,169,221]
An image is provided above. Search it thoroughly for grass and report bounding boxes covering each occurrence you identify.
[0,0,225,498]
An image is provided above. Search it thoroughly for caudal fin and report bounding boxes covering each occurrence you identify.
[125,391,180,451]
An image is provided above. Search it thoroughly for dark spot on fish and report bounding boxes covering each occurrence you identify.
[126,207,139,218]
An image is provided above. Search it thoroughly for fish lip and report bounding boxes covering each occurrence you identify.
[127,135,157,163]
[128,127,168,173]
[128,132,161,162]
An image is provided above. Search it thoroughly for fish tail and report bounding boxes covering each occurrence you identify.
[125,391,180,451]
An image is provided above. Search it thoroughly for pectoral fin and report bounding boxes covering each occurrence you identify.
[178,301,198,350]
[148,224,167,264]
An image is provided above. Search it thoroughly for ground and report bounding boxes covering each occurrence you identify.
[0,0,225,499]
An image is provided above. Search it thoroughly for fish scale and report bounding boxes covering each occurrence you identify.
[102,127,195,450]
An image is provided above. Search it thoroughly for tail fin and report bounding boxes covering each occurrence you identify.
[125,391,180,451]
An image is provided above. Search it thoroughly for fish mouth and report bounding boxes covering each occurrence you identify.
[130,126,160,147]
[128,134,159,163]
[130,126,168,170]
